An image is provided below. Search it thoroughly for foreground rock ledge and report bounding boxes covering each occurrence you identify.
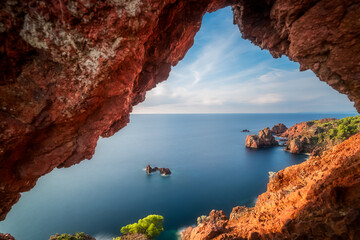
[0,0,359,221]
[182,133,360,239]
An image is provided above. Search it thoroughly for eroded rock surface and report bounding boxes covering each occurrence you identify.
[270,123,287,135]
[182,133,360,239]
[245,127,278,148]
[181,210,229,240]
[0,0,359,223]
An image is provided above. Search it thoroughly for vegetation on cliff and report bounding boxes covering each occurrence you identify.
[49,232,95,240]
[282,115,360,155]
[314,116,360,140]
[113,215,164,240]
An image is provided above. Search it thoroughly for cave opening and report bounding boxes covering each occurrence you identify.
[0,2,359,240]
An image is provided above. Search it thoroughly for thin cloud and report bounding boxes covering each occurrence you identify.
[133,7,355,114]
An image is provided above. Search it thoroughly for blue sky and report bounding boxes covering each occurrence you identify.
[133,7,356,114]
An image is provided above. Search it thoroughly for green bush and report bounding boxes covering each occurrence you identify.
[50,232,88,240]
[316,116,360,141]
[120,215,164,239]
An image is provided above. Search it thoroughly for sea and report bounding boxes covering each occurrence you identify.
[0,113,355,240]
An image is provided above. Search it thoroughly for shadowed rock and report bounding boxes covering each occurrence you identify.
[146,165,171,176]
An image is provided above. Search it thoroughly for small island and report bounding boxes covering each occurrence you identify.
[245,127,279,148]
[146,165,172,176]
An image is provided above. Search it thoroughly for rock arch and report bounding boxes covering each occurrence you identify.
[0,0,359,224]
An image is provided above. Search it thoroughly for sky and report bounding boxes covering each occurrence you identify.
[133,7,356,114]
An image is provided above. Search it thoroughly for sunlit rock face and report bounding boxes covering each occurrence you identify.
[0,0,359,228]
[182,133,360,239]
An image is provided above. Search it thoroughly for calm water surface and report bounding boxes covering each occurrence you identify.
[0,113,354,240]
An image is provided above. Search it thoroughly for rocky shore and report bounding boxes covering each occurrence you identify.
[246,116,360,157]
[280,116,360,156]
[181,133,360,239]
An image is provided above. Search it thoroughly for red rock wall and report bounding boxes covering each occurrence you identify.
[232,0,360,110]
[0,0,228,220]
[0,0,359,224]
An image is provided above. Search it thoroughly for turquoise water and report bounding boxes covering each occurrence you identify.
[0,113,354,240]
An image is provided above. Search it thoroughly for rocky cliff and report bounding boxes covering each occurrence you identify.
[0,0,359,225]
[182,133,360,239]
[281,116,360,155]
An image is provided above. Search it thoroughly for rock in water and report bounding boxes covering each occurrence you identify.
[242,129,250,132]
[270,123,288,135]
[159,168,171,175]
[245,135,261,148]
[146,165,157,174]
[146,165,171,175]
[246,127,278,148]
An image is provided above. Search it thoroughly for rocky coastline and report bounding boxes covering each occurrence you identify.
[246,116,360,157]
[181,133,360,239]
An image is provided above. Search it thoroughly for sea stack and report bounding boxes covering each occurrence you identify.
[245,127,278,148]
[146,165,171,176]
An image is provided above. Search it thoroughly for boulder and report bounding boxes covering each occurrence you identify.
[181,210,228,240]
[245,135,261,148]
